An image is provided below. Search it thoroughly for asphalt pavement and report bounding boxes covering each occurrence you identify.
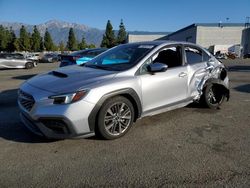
[0,60,249,187]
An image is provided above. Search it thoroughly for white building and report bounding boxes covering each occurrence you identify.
[162,23,246,54]
[127,32,169,43]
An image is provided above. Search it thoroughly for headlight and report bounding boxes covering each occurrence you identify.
[49,90,88,104]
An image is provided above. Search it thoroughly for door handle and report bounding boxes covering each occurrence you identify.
[179,72,187,78]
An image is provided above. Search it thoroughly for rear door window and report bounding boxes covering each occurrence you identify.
[185,47,202,64]
[13,53,25,59]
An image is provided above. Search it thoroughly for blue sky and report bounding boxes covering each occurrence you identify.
[0,0,249,32]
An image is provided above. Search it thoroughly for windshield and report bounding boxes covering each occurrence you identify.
[84,44,156,71]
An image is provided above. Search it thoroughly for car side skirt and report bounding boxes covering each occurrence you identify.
[142,97,194,117]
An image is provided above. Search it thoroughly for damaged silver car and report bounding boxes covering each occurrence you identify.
[0,53,37,69]
[18,41,229,140]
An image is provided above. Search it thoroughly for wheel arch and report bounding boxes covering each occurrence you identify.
[25,61,34,69]
[202,78,230,101]
[88,88,142,132]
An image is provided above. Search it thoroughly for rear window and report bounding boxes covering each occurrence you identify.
[86,51,97,58]
[45,53,57,57]
[71,49,106,57]
[88,49,106,57]
[71,50,88,56]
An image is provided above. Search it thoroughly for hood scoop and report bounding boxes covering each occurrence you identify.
[50,71,68,78]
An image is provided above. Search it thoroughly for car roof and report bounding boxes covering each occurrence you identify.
[1,53,23,56]
[123,40,207,52]
[125,40,200,46]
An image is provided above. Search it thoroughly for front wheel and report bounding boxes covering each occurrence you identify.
[97,96,134,140]
[201,83,225,109]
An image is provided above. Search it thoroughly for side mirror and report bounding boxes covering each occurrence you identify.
[147,63,168,73]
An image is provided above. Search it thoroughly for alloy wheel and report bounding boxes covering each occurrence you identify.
[104,102,132,136]
[207,88,217,104]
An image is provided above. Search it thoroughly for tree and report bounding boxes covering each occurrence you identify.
[14,38,20,51]
[52,44,58,51]
[0,25,10,51]
[66,28,77,51]
[87,44,96,49]
[59,41,65,52]
[6,27,16,52]
[78,36,87,50]
[31,25,41,52]
[101,20,116,48]
[117,19,127,44]
[19,25,31,51]
[39,37,44,51]
[44,28,54,51]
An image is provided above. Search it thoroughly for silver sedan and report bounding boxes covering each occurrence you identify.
[18,41,229,139]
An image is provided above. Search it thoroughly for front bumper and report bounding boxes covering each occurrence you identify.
[18,83,96,139]
[20,112,95,139]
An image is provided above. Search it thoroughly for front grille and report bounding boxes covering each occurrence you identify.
[18,89,35,111]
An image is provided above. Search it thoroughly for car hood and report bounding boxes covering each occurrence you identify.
[26,65,117,94]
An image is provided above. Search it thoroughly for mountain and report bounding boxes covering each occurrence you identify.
[128,31,171,35]
[0,20,170,47]
[0,20,104,46]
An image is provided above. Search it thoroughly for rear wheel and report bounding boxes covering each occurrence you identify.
[201,83,225,109]
[97,96,134,140]
[25,62,34,69]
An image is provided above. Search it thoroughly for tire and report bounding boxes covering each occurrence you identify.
[201,83,225,109]
[96,96,135,140]
[25,62,34,69]
[51,59,56,63]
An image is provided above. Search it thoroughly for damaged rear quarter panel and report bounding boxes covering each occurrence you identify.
[188,58,229,101]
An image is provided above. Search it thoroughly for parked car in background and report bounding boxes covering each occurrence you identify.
[243,53,250,59]
[40,53,59,63]
[0,53,37,69]
[59,48,107,67]
[215,51,227,60]
[26,53,40,62]
[215,53,227,60]
[18,41,229,140]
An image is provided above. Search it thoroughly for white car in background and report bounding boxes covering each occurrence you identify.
[26,53,40,62]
